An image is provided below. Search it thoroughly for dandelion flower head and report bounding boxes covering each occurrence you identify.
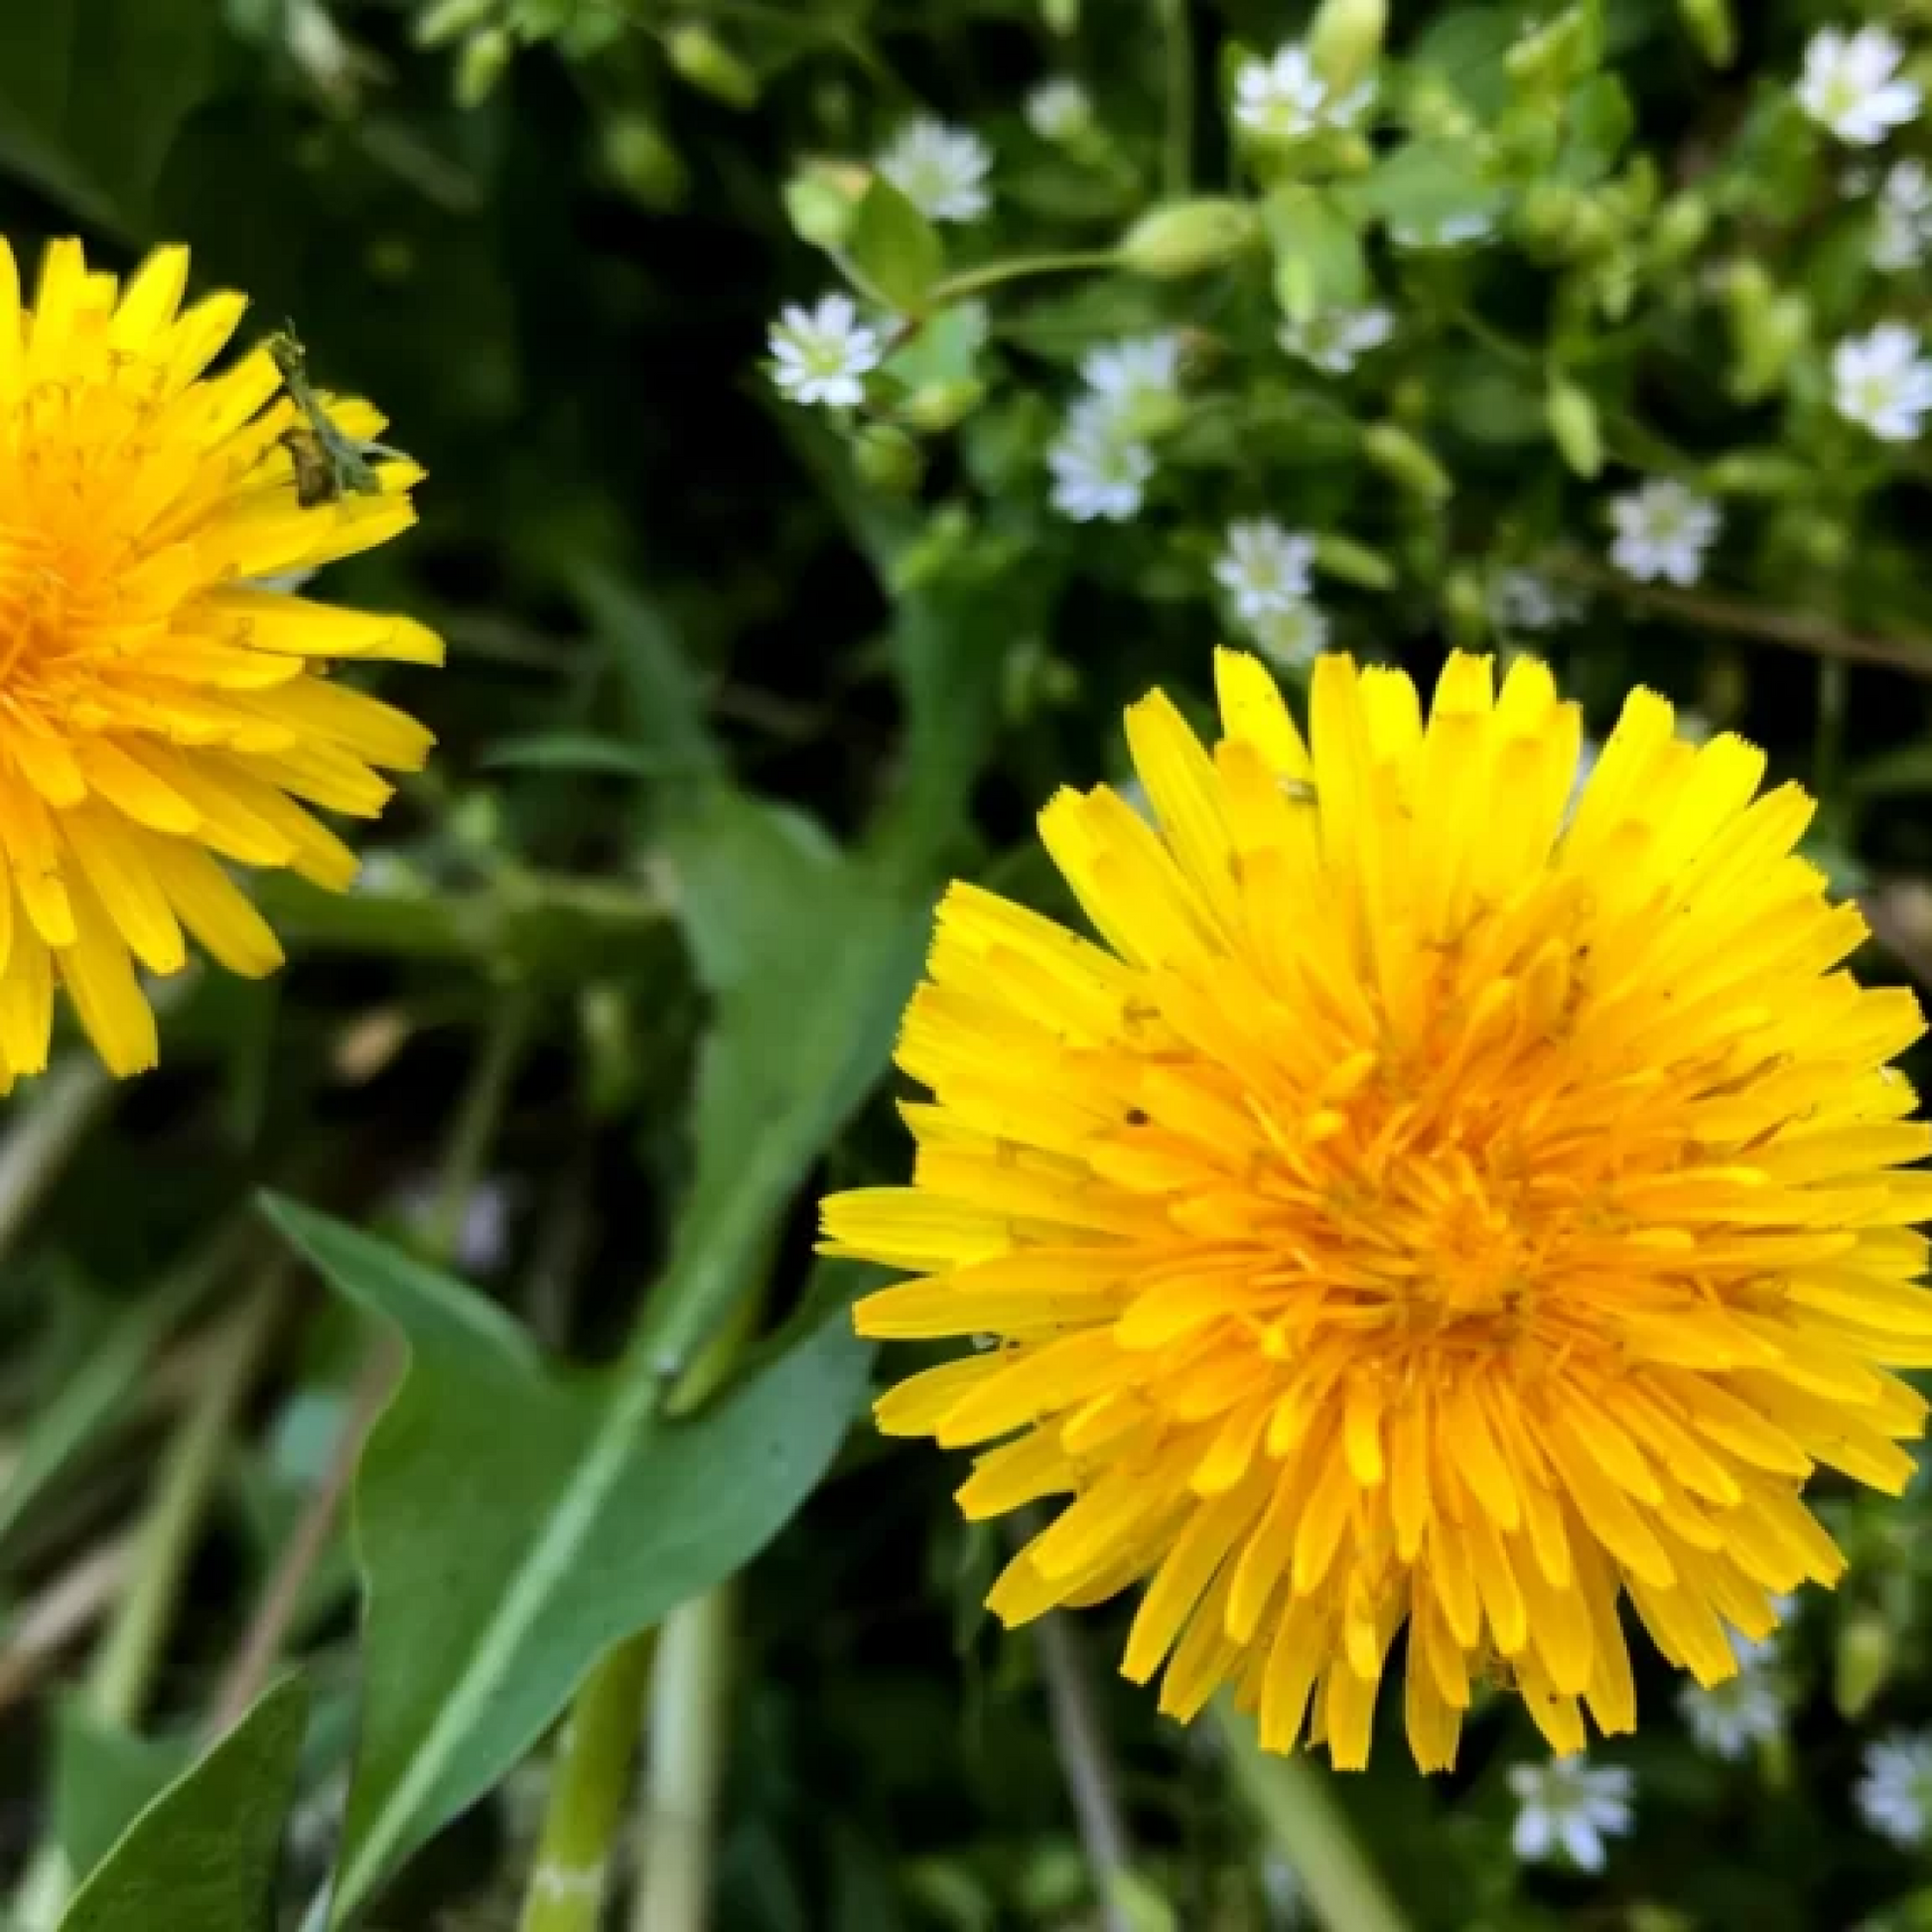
[0,237,439,1082]
[823,649,1932,1772]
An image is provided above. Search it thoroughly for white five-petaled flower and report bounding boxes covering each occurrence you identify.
[1213,519,1317,625]
[1277,305,1395,374]
[1491,569,1586,633]
[1876,160,1932,271]
[1833,323,1932,442]
[1233,44,1374,144]
[1858,1733,1932,1848]
[1252,599,1329,672]
[1026,77,1093,143]
[1678,1633,1786,1762]
[877,117,993,222]
[1079,332,1186,433]
[1797,27,1922,147]
[1047,397,1155,523]
[1608,478,1722,586]
[1507,1758,1635,1873]
[767,294,885,409]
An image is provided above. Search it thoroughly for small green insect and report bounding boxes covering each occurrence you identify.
[266,327,409,508]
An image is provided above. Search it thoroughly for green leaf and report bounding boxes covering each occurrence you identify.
[567,565,724,782]
[886,303,988,392]
[264,1197,874,1925]
[51,1706,191,1887]
[1553,74,1634,186]
[1261,186,1368,322]
[55,1675,309,1932]
[0,0,220,234]
[1341,140,1507,243]
[1408,6,1517,116]
[846,175,944,315]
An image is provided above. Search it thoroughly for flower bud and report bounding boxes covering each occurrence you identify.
[1678,0,1735,67]
[1836,1610,1894,1720]
[1547,376,1602,478]
[1040,0,1078,32]
[1402,75,1480,144]
[1119,199,1261,278]
[454,26,512,107]
[1703,450,1807,496]
[1517,182,1586,252]
[1650,193,1710,267]
[1505,6,1597,96]
[1308,0,1387,99]
[1725,262,1808,401]
[666,24,759,108]
[1313,533,1396,591]
[901,379,985,434]
[416,0,498,48]
[601,113,689,210]
[783,160,868,250]
[1363,423,1452,501]
[1444,569,1489,647]
[853,423,925,495]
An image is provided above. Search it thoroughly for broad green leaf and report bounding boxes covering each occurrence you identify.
[1262,186,1368,322]
[1340,140,1507,243]
[1408,6,1517,116]
[0,0,219,234]
[846,175,944,315]
[264,1197,873,1925]
[886,303,989,392]
[56,1675,309,1932]
[51,1706,191,1886]
[1554,74,1634,186]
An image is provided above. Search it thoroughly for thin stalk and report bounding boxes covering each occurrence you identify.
[1034,1610,1136,1932]
[428,986,535,1263]
[928,249,1123,304]
[1814,655,1850,804]
[630,1583,736,1932]
[0,1057,111,1269]
[1157,0,1194,198]
[1214,1703,1412,1932]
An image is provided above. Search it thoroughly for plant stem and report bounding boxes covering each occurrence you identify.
[1215,1703,1412,1932]
[928,250,1123,304]
[518,1634,660,1932]
[1157,0,1194,198]
[0,1056,112,1269]
[428,985,535,1263]
[631,1582,736,1932]
[1034,1610,1136,1932]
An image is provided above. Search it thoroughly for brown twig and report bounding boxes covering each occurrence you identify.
[1548,556,1932,678]
[0,1535,135,1713]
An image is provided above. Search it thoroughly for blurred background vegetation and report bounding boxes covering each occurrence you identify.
[6,0,1932,1927]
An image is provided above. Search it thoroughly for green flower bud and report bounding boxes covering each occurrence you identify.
[1505,6,1598,97]
[1835,1610,1894,1720]
[1401,75,1479,144]
[1313,533,1396,591]
[1040,0,1078,33]
[1363,423,1452,502]
[1678,0,1735,67]
[1119,199,1260,279]
[1651,193,1710,267]
[1444,569,1488,647]
[1726,262,1809,402]
[1389,377,1431,426]
[1546,376,1602,478]
[1517,182,1586,252]
[1308,0,1387,99]
[1788,512,1849,573]
[454,25,512,107]
[416,0,498,48]
[901,378,985,434]
[853,423,925,496]
[1703,450,1807,496]
[578,983,638,1120]
[601,113,689,210]
[783,160,867,250]
[666,24,758,108]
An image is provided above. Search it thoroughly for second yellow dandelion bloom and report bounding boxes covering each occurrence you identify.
[822,648,1932,1771]
[0,236,441,1081]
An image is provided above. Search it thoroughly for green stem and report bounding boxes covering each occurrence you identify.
[1814,654,1849,806]
[428,986,535,1264]
[0,1056,112,1268]
[928,249,1123,304]
[630,1582,736,1932]
[1214,1703,1412,1932]
[1157,0,1194,198]
[518,1634,660,1932]
[1034,1611,1135,1932]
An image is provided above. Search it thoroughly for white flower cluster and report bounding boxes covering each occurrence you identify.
[876,117,992,223]
[1277,305,1394,375]
[767,294,885,410]
[1213,520,1326,669]
[1233,42,1374,144]
[1508,1756,1634,1872]
[1797,26,1921,147]
[1046,334,1184,523]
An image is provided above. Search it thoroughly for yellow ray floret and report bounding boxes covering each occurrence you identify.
[0,236,442,1080]
[821,648,1932,1771]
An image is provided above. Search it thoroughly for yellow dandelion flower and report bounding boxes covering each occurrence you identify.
[821,648,1932,1771]
[0,235,442,1082]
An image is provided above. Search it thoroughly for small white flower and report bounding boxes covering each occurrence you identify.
[877,117,992,222]
[767,294,884,409]
[1214,519,1317,625]
[1859,1732,1932,1848]
[1876,159,1932,271]
[1277,305,1395,374]
[1507,1758,1634,1873]
[1608,478,1722,586]
[1252,600,1329,672]
[1047,399,1154,522]
[1079,332,1185,433]
[1491,569,1585,634]
[1679,1633,1785,1761]
[1233,44,1373,144]
[1797,27,1921,147]
[1027,77,1093,143]
[1833,322,1932,442]
[1390,209,1497,251]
